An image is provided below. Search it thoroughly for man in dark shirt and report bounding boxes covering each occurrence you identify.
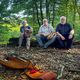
[56,16,74,49]
[18,20,33,49]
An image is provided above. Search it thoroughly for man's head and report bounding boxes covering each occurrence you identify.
[43,19,48,26]
[22,20,27,26]
[60,16,66,24]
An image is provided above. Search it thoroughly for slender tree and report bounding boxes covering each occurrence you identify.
[40,0,44,24]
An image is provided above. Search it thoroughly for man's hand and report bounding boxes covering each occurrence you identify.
[25,28,30,31]
[69,29,74,39]
[40,33,48,37]
[56,32,65,40]
[29,29,33,33]
[61,36,65,40]
[47,32,56,39]
[69,34,73,39]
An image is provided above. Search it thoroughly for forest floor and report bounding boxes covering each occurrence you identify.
[0,45,80,80]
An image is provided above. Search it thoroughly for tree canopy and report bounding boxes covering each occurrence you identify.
[0,0,80,25]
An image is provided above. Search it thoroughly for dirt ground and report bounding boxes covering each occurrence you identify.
[0,45,80,80]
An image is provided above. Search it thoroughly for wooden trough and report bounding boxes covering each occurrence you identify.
[0,56,57,80]
[0,57,34,69]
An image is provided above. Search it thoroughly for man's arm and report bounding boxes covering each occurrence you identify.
[38,25,43,34]
[20,27,24,37]
[29,27,33,33]
[69,29,74,39]
[20,27,24,33]
[49,24,54,32]
[70,29,74,35]
[56,24,65,40]
[38,26,47,36]
[68,24,74,39]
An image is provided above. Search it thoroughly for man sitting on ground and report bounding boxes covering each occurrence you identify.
[36,19,56,48]
[56,16,74,49]
[18,20,33,50]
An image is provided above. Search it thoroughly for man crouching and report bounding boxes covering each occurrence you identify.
[18,20,33,50]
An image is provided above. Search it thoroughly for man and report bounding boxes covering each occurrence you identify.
[18,20,33,50]
[56,16,74,49]
[36,19,56,48]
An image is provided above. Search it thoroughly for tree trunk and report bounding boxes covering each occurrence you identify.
[34,0,40,27]
[73,0,77,28]
[32,5,36,23]
[40,0,44,24]
[52,1,56,27]
[65,0,69,18]
[46,0,50,22]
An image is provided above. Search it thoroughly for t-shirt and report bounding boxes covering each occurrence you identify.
[20,26,31,33]
[56,23,72,36]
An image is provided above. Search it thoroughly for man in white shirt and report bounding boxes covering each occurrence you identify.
[36,19,56,48]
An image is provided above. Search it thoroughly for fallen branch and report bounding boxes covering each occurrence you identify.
[68,69,80,73]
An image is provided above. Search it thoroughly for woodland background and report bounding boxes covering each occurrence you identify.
[0,0,80,44]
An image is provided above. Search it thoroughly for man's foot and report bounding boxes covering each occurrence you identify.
[18,46,21,48]
[26,46,30,50]
[43,46,47,49]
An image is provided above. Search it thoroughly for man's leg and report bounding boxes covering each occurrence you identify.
[56,36,65,49]
[44,35,56,48]
[19,34,24,47]
[26,37,30,50]
[36,34,44,47]
[66,38,73,49]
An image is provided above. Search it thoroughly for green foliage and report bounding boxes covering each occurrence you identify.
[0,23,20,43]
[0,25,10,42]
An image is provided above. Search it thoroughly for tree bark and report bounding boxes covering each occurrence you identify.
[34,0,40,27]
[40,0,44,24]
[73,0,77,28]
[32,5,36,23]
[52,1,56,27]
[46,0,50,22]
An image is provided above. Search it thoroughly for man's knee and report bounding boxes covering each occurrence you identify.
[50,35,57,42]
[27,38,30,41]
[26,38,30,45]
[20,33,24,38]
[56,35,61,40]
[36,34,41,39]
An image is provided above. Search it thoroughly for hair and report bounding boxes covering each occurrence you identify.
[60,16,67,24]
[60,16,66,21]
[22,20,27,24]
[43,19,48,23]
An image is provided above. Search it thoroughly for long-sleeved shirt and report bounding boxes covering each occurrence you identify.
[39,24,54,35]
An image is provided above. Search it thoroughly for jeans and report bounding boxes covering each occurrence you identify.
[36,34,56,48]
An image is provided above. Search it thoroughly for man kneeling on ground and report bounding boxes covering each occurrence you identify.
[36,19,56,48]
[18,20,33,50]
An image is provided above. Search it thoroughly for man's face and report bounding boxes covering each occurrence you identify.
[22,21,27,26]
[61,18,66,24]
[43,21,48,26]
[23,21,27,26]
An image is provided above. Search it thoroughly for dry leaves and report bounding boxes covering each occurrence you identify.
[0,46,80,80]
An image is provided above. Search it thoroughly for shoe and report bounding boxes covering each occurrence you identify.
[18,46,21,48]
[26,46,30,50]
[43,46,47,49]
